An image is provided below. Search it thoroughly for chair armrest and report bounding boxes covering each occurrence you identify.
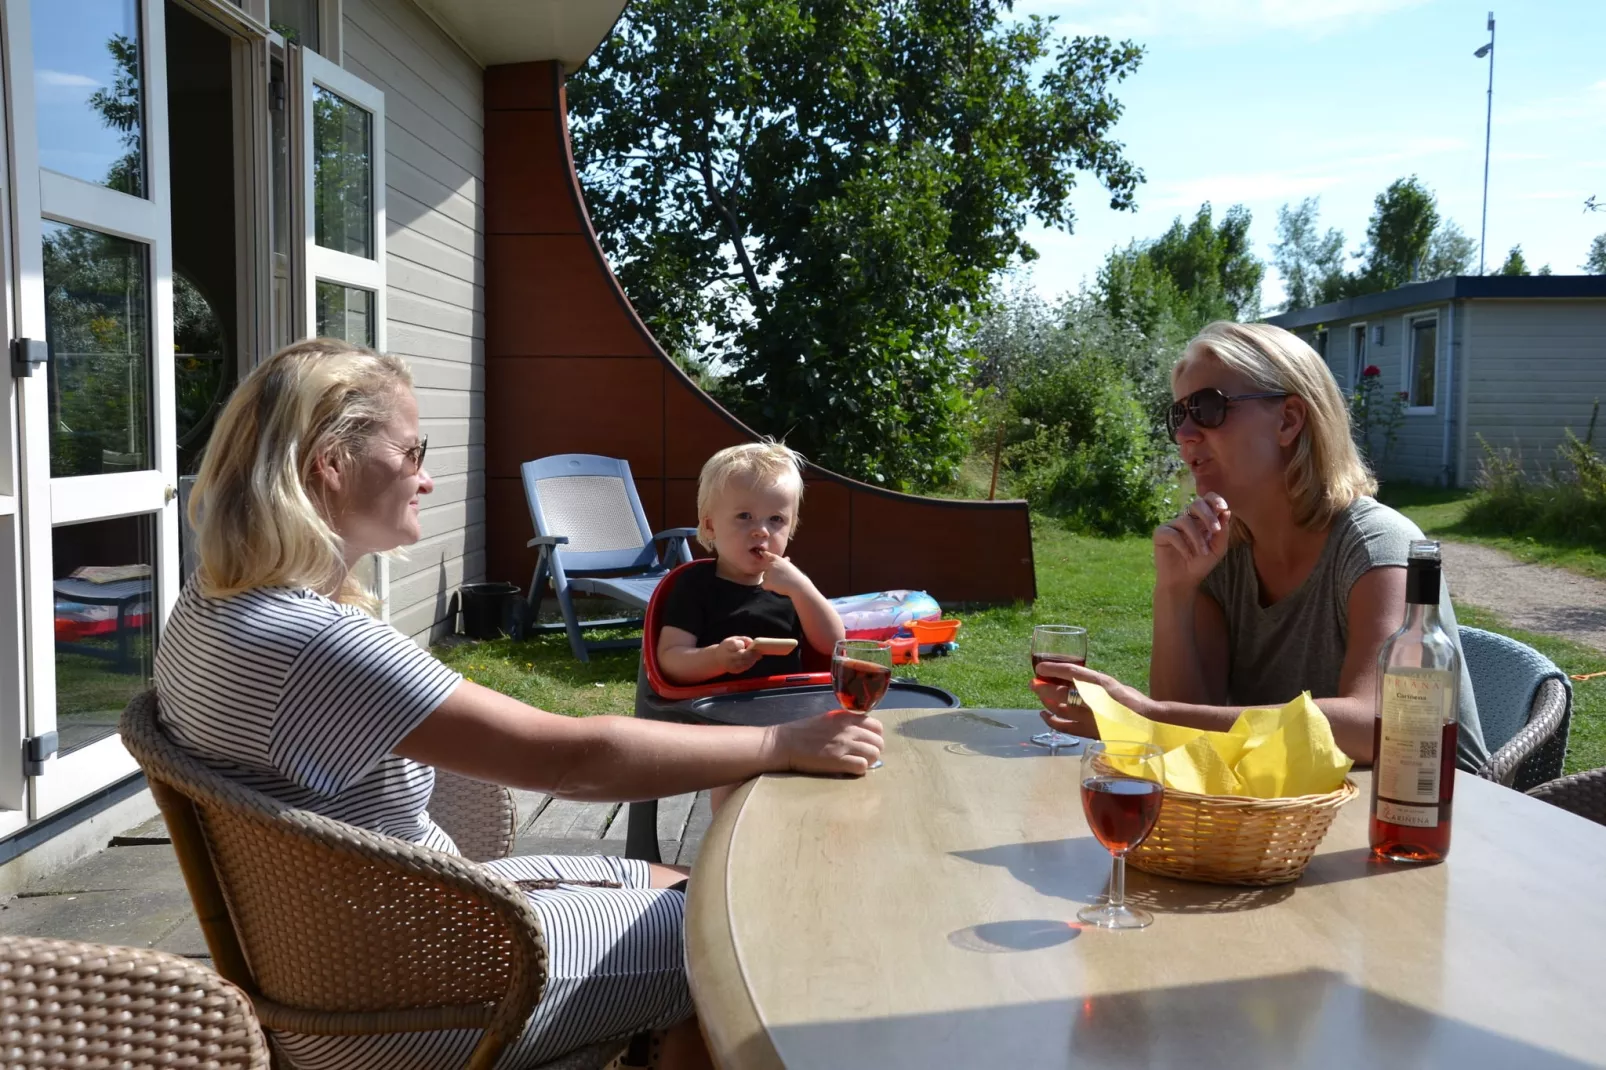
[652,528,697,567]
[1527,765,1606,826]
[429,770,518,862]
[1476,676,1570,787]
[527,535,569,549]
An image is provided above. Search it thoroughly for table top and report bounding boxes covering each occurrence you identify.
[686,707,1606,1070]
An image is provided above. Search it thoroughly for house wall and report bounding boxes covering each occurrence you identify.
[1294,301,1461,486]
[481,61,1036,605]
[343,0,488,643]
[1461,299,1606,482]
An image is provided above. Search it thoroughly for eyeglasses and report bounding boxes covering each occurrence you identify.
[401,436,428,474]
[1165,388,1289,442]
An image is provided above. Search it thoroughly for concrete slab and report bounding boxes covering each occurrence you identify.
[0,889,193,948]
[21,844,188,897]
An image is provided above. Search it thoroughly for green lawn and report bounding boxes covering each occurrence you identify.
[434,518,1602,774]
[1379,483,1606,583]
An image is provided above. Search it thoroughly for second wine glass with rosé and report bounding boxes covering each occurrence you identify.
[1030,624,1087,752]
[832,638,892,769]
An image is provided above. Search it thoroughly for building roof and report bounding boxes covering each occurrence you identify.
[1265,275,1606,331]
[413,0,628,70]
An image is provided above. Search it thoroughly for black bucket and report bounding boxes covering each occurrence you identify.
[459,582,523,640]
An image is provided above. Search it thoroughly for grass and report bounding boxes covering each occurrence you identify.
[1378,482,1606,582]
[434,518,1603,775]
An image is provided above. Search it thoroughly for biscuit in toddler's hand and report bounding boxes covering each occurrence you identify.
[750,637,799,656]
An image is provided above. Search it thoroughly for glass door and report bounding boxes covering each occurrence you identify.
[6,0,178,817]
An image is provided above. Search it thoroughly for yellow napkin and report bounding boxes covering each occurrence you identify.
[1078,683,1353,798]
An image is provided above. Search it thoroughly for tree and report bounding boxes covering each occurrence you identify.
[1356,176,1439,291]
[1271,198,1347,311]
[568,0,1145,488]
[1585,234,1606,274]
[1423,220,1477,278]
[1096,203,1264,335]
[1496,245,1530,276]
[87,34,142,197]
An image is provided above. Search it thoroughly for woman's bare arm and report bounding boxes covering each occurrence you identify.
[395,680,882,800]
[1149,589,1230,705]
[1037,566,1408,763]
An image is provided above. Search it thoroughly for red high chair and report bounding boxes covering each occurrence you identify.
[625,559,959,861]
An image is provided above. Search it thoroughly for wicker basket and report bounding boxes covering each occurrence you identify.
[1127,778,1360,886]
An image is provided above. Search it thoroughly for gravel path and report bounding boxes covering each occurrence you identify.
[1442,541,1606,656]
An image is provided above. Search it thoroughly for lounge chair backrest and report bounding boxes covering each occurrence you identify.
[118,689,546,1070]
[522,455,655,571]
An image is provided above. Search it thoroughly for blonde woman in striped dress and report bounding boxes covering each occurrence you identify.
[155,339,883,1069]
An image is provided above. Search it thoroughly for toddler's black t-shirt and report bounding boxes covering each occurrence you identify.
[659,562,806,680]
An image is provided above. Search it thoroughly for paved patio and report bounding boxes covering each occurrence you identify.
[0,788,712,959]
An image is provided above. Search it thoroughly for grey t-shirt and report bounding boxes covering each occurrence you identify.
[1200,497,1488,771]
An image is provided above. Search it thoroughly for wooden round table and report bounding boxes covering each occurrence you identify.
[687,707,1606,1069]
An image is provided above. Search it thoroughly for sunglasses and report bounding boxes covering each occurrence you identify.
[401,436,428,474]
[1165,388,1289,442]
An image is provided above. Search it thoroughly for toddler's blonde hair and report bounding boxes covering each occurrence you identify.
[695,440,806,551]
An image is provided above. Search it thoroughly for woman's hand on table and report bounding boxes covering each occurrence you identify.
[1033,660,1158,737]
[1153,493,1232,594]
[768,712,884,776]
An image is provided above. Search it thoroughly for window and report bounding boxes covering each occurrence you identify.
[1406,315,1438,410]
[1350,323,1367,387]
[31,0,146,197]
[301,49,383,350]
[1312,328,1328,361]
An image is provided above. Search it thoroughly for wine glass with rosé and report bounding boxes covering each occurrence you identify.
[832,639,892,769]
[1031,624,1088,751]
[1078,740,1166,930]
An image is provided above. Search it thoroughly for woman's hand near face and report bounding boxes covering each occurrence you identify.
[1153,493,1232,594]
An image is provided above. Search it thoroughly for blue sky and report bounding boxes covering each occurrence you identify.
[1010,0,1606,307]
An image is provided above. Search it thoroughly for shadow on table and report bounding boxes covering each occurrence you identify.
[752,968,1594,1069]
[951,837,1300,914]
[899,709,1080,759]
[947,919,1081,954]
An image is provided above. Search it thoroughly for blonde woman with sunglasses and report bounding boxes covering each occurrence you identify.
[1032,321,1488,770]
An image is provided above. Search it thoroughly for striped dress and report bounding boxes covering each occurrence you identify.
[154,584,693,1068]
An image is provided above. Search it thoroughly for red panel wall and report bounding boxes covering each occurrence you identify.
[483,61,1035,604]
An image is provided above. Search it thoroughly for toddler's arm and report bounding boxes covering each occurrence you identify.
[759,553,846,658]
[658,627,763,684]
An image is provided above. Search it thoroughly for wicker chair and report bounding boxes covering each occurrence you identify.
[119,689,625,1070]
[1460,626,1573,791]
[1527,766,1606,826]
[0,934,270,1067]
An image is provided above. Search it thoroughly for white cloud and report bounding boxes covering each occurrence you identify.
[1018,0,1431,39]
[35,70,100,89]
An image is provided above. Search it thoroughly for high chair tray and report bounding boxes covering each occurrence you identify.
[683,681,959,727]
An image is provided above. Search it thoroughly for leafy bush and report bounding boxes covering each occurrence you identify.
[1462,405,1606,550]
[1348,364,1406,468]
[966,287,1181,533]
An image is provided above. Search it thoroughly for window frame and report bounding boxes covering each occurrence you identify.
[1349,321,1368,389]
[299,45,384,352]
[1401,311,1440,415]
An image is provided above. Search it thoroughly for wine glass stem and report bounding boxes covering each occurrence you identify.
[1109,852,1127,911]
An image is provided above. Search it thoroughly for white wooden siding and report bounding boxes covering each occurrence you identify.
[345,0,485,644]
[1462,299,1606,482]
[1296,302,1455,485]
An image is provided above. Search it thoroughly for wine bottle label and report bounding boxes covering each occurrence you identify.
[1376,670,1451,805]
[1376,800,1439,828]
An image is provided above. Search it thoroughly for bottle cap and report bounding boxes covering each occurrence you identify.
[1406,540,1442,604]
